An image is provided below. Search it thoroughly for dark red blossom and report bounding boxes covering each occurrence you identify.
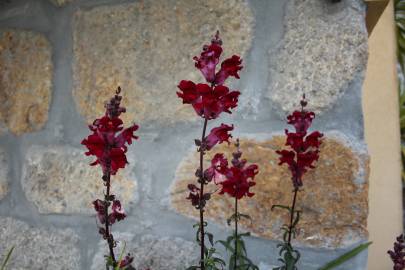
[82,88,139,175]
[93,199,126,225]
[186,184,211,209]
[213,142,258,199]
[214,55,243,85]
[193,33,223,83]
[177,81,240,119]
[93,199,107,224]
[276,95,323,188]
[204,124,233,150]
[109,200,126,224]
[388,234,405,270]
[287,110,315,134]
[205,153,229,183]
[193,31,243,86]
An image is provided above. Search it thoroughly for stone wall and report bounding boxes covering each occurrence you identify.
[0,0,369,269]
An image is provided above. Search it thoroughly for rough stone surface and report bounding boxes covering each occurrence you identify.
[22,146,137,214]
[91,233,199,270]
[0,148,9,200]
[0,216,81,270]
[72,0,254,125]
[48,0,73,6]
[171,133,369,248]
[268,0,368,114]
[0,29,52,135]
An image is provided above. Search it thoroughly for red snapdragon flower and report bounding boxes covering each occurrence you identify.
[276,96,323,188]
[178,32,242,120]
[177,81,240,119]
[93,199,127,225]
[204,153,228,183]
[186,184,210,209]
[204,124,233,150]
[193,31,243,85]
[193,33,222,83]
[214,55,243,85]
[81,87,139,175]
[212,142,258,199]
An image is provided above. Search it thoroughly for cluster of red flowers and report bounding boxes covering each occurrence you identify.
[210,141,258,199]
[177,32,244,210]
[82,88,138,175]
[82,87,138,269]
[276,96,323,188]
[177,31,242,120]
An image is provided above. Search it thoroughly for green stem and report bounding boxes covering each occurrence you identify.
[234,196,238,270]
[199,118,209,270]
[287,187,299,245]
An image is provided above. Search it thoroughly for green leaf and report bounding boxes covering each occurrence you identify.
[318,242,372,270]
[0,246,14,270]
[114,241,127,270]
[271,204,291,213]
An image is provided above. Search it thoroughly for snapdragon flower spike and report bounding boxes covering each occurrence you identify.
[81,87,139,175]
[177,81,240,119]
[203,123,233,150]
[212,142,258,199]
[193,31,243,85]
[388,234,405,270]
[276,95,323,188]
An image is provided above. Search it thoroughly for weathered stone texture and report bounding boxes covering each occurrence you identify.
[269,0,368,114]
[0,30,52,135]
[48,0,73,6]
[0,217,81,270]
[171,133,369,248]
[0,147,9,200]
[22,146,136,214]
[73,0,254,125]
[91,233,199,270]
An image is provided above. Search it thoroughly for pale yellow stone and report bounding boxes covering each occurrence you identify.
[171,135,369,248]
[72,0,254,126]
[0,30,52,135]
[22,146,136,214]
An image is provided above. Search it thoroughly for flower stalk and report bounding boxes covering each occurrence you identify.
[234,195,238,269]
[273,94,323,270]
[198,118,209,269]
[82,87,138,270]
[177,31,242,270]
[214,139,259,270]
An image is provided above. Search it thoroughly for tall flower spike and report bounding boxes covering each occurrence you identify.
[177,32,242,270]
[82,87,138,269]
[276,94,323,188]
